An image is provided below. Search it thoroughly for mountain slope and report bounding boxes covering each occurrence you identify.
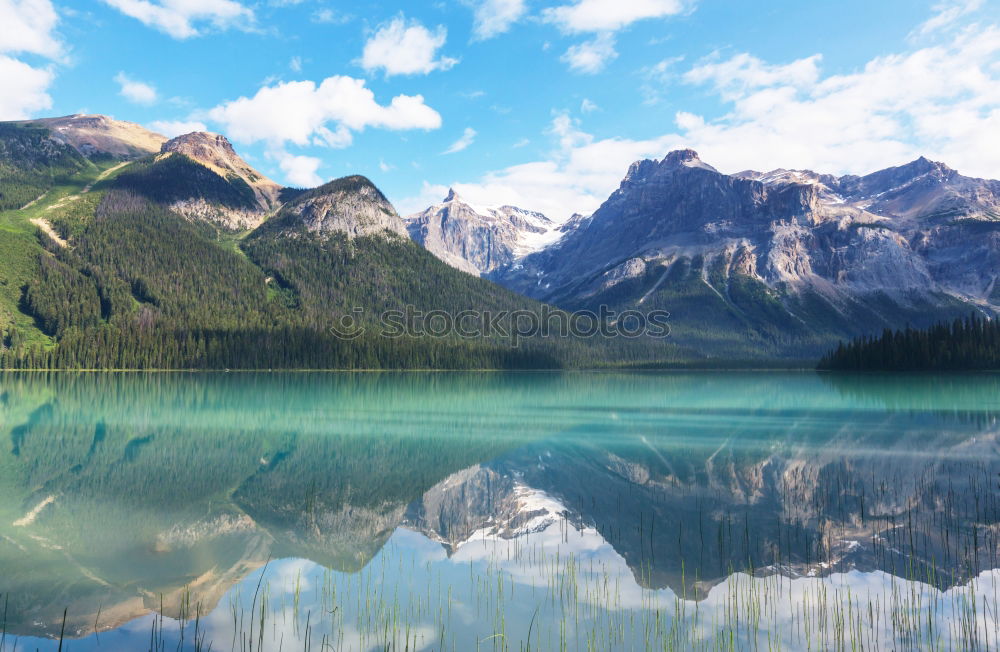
[497,150,1000,359]
[159,131,282,224]
[18,114,166,159]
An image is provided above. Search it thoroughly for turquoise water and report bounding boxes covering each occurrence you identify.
[1,371,999,650]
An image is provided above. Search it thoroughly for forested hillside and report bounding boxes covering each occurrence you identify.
[0,122,678,369]
[0,124,92,211]
[818,315,1000,370]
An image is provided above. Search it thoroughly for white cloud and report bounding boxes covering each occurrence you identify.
[580,98,599,113]
[443,127,477,154]
[561,33,617,74]
[275,151,323,187]
[0,55,53,119]
[379,159,393,172]
[115,71,158,105]
[207,76,442,150]
[677,26,1000,178]
[0,0,61,58]
[360,16,457,76]
[913,0,984,37]
[100,0,255,39]
[542,0,689,33]
[400,25,1000,221]
[0,0,60,119]
[289,56,302,72]
[148,119,207,137]
[470,0,527,40]
[683,53,822,100]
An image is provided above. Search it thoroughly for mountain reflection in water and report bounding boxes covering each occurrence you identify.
[0,371,998,650]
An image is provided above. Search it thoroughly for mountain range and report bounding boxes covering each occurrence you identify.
[408,148,1000,359]
[1,113,998,367]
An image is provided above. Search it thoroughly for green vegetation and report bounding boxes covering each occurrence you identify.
[113,152,258,210]
[0,123,91,211]
[0,185,594,369]
[819,314,1000,370]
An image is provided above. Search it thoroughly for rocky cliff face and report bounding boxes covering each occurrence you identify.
[405,190,561,276]
[492,150,1000,357]
[270,175,408,239]
[22,114,166,159]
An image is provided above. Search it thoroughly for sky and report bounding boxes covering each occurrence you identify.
[1,0,999,221]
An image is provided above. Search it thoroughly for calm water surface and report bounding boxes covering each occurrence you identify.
[1,371,999,651]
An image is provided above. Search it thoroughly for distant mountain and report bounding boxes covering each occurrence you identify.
[405,189,561,276]
[18,113,166,159]
[494,149,1000,359]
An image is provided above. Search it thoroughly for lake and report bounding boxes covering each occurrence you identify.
[1,371,998,651]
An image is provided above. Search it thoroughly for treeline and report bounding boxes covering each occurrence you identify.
[818,314,1000,371]
[0,326,566,370]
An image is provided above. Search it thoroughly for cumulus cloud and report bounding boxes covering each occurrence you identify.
[0,55,54,119]
[0,0,60,119]
[401,25,1000,221]
[676,26,1000,177]
[443,127,477,154]
[561,33,617,74]
[148,119,207,137]
[0,0,61,57]
[470,0,527,40]
[115,71,158,105]
[542,0,689,33]
[100,0,255,39]
[361,16,457,77]
[207,76,442,187]
[275,151,323,187]
[207,76,442,149]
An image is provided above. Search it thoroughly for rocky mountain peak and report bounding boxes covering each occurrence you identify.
[664,149,719,173]
[276,175,408,240]
[662,148,701,166]
[443,188,461,203]
[161,131,238,159]
[624,150,719,185]
[159,131,281,215]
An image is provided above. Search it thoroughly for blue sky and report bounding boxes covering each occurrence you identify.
[2,0,999,219]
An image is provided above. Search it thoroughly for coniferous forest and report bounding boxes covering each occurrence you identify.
[818,314,1000,371]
